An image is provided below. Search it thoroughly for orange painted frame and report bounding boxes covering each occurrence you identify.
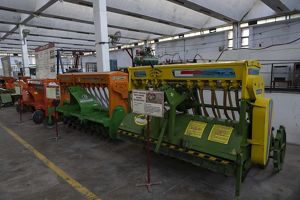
[21,79,58,116]
[0,76,15,90]
[57,72,128,117]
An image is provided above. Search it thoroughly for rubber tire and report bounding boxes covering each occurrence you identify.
[33,110,45,124]
[273,127,286,173]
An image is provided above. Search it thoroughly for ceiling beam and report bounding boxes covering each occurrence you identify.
[36,13,169,36]
[0,0,58,41]
[0,8,166,39]
[261,0,290,13]
[0,21,146,41]
[63,0,197,30]
[4,37,95,47]
[0,43,95,51]
[166,0,235,22]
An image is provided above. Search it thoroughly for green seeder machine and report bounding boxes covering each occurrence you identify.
[0,88,14,107]
[0,76,15,107]
[55,72,129,138]
[117,60,286,196]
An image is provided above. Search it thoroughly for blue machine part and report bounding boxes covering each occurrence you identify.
[172,68,236,78]
[134,71,146,77]
[248,68,260,75]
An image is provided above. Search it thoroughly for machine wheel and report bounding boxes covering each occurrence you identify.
[32,110,45,124]
[273,126,286,173]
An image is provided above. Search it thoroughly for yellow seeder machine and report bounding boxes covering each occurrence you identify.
[118,60,286,196]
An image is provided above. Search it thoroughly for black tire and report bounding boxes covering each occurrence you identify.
[273,126,286,173]
[32,110,45,124]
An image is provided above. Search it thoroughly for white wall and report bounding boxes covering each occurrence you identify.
[0,55,36,77]
[109,47,140,68]
[155,19,300,88]
[156,31,226,63]
[111,19,300,78]
[155,19,300,64]
[265,92,300,145]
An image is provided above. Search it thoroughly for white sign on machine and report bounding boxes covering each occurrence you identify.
[132,89,164,117]
[46,82,60,100]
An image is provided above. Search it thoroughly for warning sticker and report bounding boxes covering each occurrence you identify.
[208,125,233,144]
[184,121,207,138]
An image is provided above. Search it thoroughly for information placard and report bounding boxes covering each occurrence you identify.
[132,89,164,117]
[35,43,56,79]
[46,87,60,99]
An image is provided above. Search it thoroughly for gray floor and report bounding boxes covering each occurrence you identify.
[0,107,299,200]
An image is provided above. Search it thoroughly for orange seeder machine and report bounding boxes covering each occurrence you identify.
[0,76,15,90]
[16,78,59,124]
[54,72,128,138]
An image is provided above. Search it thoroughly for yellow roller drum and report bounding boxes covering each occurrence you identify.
[251,97,273,166]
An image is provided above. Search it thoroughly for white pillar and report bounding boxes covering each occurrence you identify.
[93,0,110,72]
[233,22,241,49]
[19,25,30,76]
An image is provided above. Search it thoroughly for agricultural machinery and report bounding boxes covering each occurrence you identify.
[117,60,286,196]
[0,76,15,106]
[0,76,15,90]
[16,79,59,124]
[55,72,128,138]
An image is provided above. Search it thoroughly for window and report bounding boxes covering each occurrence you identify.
[241,28,249,48]
[85,62,97,72]
[228,30,233,49]
[291,13,300,19]
[184,32,201,38]
[276,16,286,21]
[216,26,233,32]
[240,23,248,28]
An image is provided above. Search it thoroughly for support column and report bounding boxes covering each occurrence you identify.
[233,22,241,49]
[19,25,30,76]
[93,0,110,72]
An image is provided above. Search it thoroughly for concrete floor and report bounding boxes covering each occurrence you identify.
[0,107,299,200]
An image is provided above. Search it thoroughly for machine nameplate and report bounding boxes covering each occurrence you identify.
[112,76,126,80]
[208,125,233,144]
[184,121,207,138]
